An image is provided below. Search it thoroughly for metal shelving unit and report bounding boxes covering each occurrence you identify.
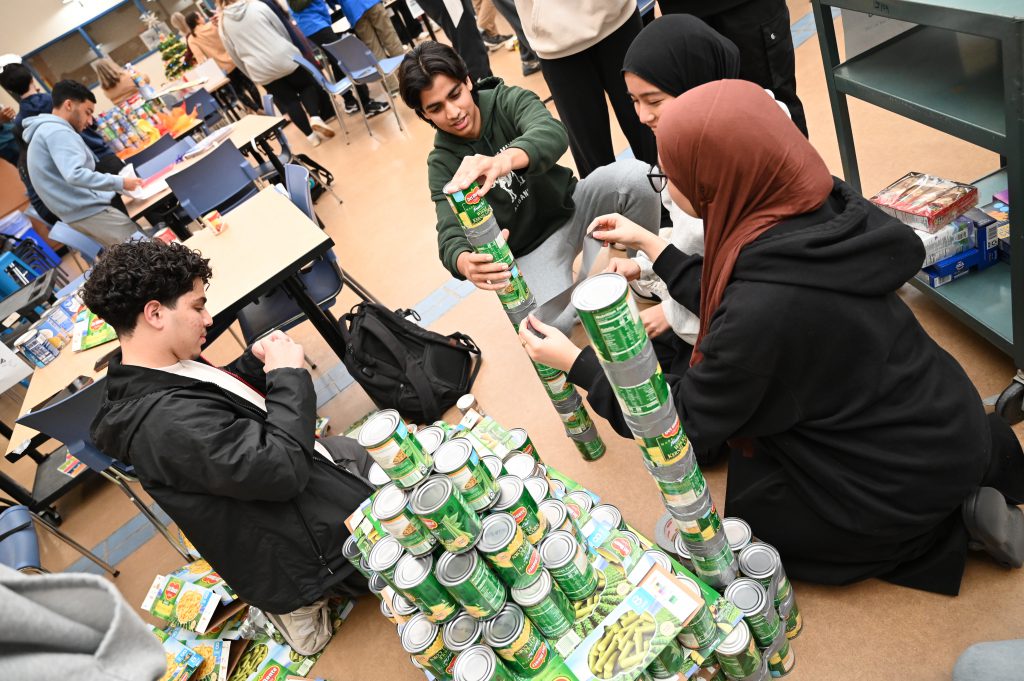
[812,0,1024,422]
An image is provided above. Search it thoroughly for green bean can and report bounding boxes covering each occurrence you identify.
[371,482,437,556]
[357,410,432,489]
[558,403,594,436]
[343,535,370,579]
[393,552,460,624]
[473,235,533,310]
[434,438,499,512]
[443,612,483,654]
[539,529,598,601]
[436,550,507,620]
[478,512,542,588]
[367,535,405,590]
[768,639,796,677]
[573,433,607,462]
[724,578,781,647]
[505,428,540,462]
[612,367,671,417]
[492,476,547,545]
[510,568,575,639]
[483,603,554,678]
[444,180,493,228]
[646,638,687,678]
[572,273,647,363]
[634,415,689,467]
[452,644,516,681]
[715,621,762,679]
[538,499,587,548]
[410,475,482,554]
[531,361,575,402]
[402,612,458,679]
[782,590,802,640]
[675,574,719,651]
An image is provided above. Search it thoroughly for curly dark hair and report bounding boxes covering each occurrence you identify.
[81,240,212,335]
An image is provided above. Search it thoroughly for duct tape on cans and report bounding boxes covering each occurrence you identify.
[463,215,501,246]
[598,342,659,393]
[623,399,678,439]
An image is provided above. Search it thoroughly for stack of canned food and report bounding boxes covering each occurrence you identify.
[443,181,605,462]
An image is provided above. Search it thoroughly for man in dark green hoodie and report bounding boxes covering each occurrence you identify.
[399,41,660,333]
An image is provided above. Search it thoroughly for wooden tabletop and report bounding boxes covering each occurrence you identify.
[125,114,286,218]
[4,187,330,454]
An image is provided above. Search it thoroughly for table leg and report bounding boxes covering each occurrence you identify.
[281,274,348,361]
[0,469,37,507]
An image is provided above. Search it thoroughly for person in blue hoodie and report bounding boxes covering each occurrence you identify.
[23,81,143,247]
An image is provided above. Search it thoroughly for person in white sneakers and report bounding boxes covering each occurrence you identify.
[217,0,338,146]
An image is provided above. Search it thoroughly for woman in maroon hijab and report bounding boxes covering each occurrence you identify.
[521,79,1024,594]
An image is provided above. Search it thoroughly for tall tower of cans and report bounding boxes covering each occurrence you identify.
[444,181,606,461]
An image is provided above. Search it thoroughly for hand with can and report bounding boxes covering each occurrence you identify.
[588,213,666,261]
[457,229,514,291]
[519,314,581,373]
[254,330,305,372]
[448,151,522,196]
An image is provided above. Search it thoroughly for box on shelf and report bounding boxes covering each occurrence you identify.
[978,200,1011,264]
[915,217,974,267]
[870,172,977,232]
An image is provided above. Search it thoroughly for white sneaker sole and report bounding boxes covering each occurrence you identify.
[311,123,335,139]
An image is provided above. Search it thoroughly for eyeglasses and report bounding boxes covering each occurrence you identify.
[647,170,667,194]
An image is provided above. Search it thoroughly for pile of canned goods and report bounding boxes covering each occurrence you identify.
[443,180,605,462]
[12,294,78,367]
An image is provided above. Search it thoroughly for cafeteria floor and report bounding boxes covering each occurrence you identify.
[3,4,1023,679]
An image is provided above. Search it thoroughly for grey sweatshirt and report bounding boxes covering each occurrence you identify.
[219,0,301,85]
[0,564,166,680]
[23,114,125,223]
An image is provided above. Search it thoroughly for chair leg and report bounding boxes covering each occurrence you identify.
[381,76,405,132]
[327,96,351,146]
[31,513,120,577]
[343,272,383,305]
[102,470,192,562]
[351,87,375,139]
[305,353,318,370]
[228,326,246,350]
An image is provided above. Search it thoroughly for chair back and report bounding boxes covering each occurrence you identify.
[124,134,176,166]
[183,88,224,129]
[165,142,259,221]
[48,222,103,265]
[323,36,380,81]
[284,164,315,222]
[135,137,197,179]
[0,505,41,572]
[291,54,332,89]
[262,94,277,117]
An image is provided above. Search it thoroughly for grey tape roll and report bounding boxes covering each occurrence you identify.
[623,399,677,437]
[533,233,607,326]
[552,391,583,414]
[682,527,730,557]
[505,298,537,327]
[463,216,501,247]
[569,425,600,443]
[643,450,697,481]
[599,341,659,388]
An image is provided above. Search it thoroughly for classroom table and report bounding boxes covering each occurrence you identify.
[5,187,338,456]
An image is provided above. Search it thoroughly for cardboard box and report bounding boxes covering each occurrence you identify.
[142,574,246,634]
[870,172,978,232]
[150,626,205,681]
[916,217,974,268]
[168,559,238,606]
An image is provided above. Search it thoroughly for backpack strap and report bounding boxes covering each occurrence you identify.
[358,311,442,419]
[449,331,483,389]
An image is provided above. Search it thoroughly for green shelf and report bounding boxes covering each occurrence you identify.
[833,25,1006,152]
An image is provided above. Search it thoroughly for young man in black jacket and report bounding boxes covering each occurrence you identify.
[85,240,372,656]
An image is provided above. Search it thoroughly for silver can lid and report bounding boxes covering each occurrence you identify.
[673,534,691,559]
[410,654,424,670]
[675,572,701,596]
[456,394,476,411]
[643,550,672,572]
[415,425,447,455]
[393,592,419,616]
[401,612,439,654]
[482,455,504,479]
[511,568,553,607]
[478,513,517,553]
[716,619,752,656]
[410,474,454,515]
[434,438,474,475]
[723,578,768,616]
[590,504,622,529]
[538,499,567,530]
[394,552,433,589]
[724,517,753,552]
[452,645,499,681]
[482,603,525,648]
[564,490,594,513]
[738,543,780,581]
[368,571,388,595]
[505,428,528,449]
[436,550,478,587]
[504,453,536,480]
[372,482,409,521]
[357,409,402,447]
[492,476,525,512]
[443,612,481,651]
[524,477,549,505]
[342,534,361,560]
[367,535,404,572]
[381,598,394,619]
[571,272,628,312]
[538,530,576,569]
[367,463,391,487]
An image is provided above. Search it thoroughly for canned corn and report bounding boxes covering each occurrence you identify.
[634,413,690,467]
[492,476,547,545]
[538,530,598,601]
[524,476,550,505]
[532,361,575,402]
[511,568,575,638]
[410,475,482,554]
[434,439,499,512]
[416,425,448,456]
[724,579,781,647]
[394,552,460,623]
[505,428,539,461]
[611,366,671,417]
[483,603,554,678]
[367,535,405,589]
[444,180,493,228]
[723,518,754,554]
[475,235,534,310]
[443,611,483,653]
[715,621,762,679]
[675,574,719,651]
[436,550,507,621]
[538,499,586,547]
[402,612,458,678]
[572,273,648,363]
[452,644,516,681]
[503,452,542,480]
[478,512,542,588]
[358,410,432,489]
[372,482,437,556]
[392,592,420,623]
[590,504,625,531]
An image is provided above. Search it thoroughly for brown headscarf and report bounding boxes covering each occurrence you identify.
[656,79,834,366]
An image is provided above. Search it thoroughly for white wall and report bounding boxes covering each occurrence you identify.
[0,0,124,57]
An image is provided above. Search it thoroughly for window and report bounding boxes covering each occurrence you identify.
[86,3,153,66]
[142,0,212,26]
[25,31,96,88]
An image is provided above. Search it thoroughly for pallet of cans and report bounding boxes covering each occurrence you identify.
[344,409,779,681]
[443,180,606,462]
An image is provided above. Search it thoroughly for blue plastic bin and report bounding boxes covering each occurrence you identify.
[0,211,62,267]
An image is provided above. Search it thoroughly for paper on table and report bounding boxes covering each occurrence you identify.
[120,163,168,201]
[442,0,463,27]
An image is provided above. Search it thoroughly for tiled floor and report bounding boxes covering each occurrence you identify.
[2,5,1022,681]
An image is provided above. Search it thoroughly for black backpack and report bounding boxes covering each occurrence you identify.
[339,303,482,423]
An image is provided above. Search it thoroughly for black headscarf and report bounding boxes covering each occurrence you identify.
[622,15,741,97]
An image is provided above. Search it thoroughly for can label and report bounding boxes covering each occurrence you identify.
[404,574,460,624]
[414,632,458,678]
[612,369,670,417]
[380,512,436,556]
[672,505,723,542]
[690,544,736,578]
[785,602,802,640]
[419,488,482,553]
[494,618,550,676]
[746,608,782,647]
[448,561,507,620]
[547,545,598,601]
[636,417,689,467]
[677,604,718,650]
[520,587,574,638]
[560,406,593,436]
[579,293,646,363]
[473,236,533,309]
[769,640,795,676]
[508,495,547,546]
[445,181,493,228]
[717,638,761,679]
[647,639,687,677]
[480,523,542,587]
[447,453,498,512]
[534,362,575,401]
[655,465,707,508]
[365,420,431,488]
[574,435,606,462]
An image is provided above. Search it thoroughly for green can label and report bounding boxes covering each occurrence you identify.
[533,362,575,401]
[414,632,458,678]
[445,181,493,227]
[520,588,574,639]
[547,546,598,601]
[420,489,482,553]
[365,420,431,488]
[379,509,436,556]
[574,435,606,462]
[769,640,795,676]
[403,575,460,624]
[717,637,761,679]
[495,618,550,677]
[785,602,802,640]
[673,504,723,542]
[612,368,670,417]
[448,453,498,512]
[560,406,593,435]
[481,524,542,587]
[691,544,735,577]
[508,493,547,545]
[578,293,646,363]
[678,603,718,650]
[746,608,782,647]
[635,417,689,467]
[447,562,506,620]
[647,638,687,677]
[473,237,532,309]
[655,465,707,508]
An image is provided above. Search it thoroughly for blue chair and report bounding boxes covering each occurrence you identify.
[235,165,379,344]
[48,222,103,268]
[134,137,197,180]
[183,88,226,135]
[16,377,192,562]
[0,503,119,576]
[323,35,405,135]
[290,54,355,143]
[165,142,259,222]
[124,134,177,166]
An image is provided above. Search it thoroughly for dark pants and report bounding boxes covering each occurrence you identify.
[227,67,263,113]
[538,13,657,178]
[490,0,537,63]
[0,142,18,167]
[418,0,493,82]
[658,0,807,136]
[306,26,374,108]
[263,66,328,136]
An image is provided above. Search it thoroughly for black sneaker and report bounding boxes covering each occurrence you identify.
[365,100,391,117]
[521,59,541,76]
[344,101,359,114]
[481,31,511,50]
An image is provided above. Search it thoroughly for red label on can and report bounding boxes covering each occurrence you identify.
[611,537,631,558]
[526,550,541,575]
[530,645,548,669]
[164,581,181,600]
[465,188,482,205]
[259,668,280,681]
[446,657,458,674]
[512,507,528,523]
[423,518,438,529]
[565,504,580,520]
[663,417,681,438]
